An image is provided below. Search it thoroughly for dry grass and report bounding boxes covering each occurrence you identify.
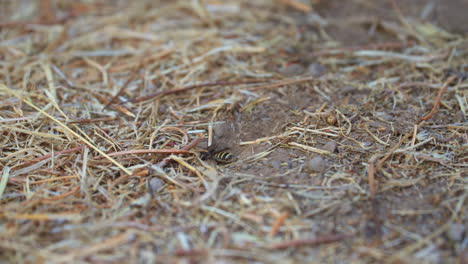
[0,0,467,263]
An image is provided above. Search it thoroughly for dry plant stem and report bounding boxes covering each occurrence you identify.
[367,155,380,199]
[67,116,117,124]
[280,0,313,12]
[127,80,264,104]
[310,41,411,57]
[102,73,138,110]
[155,136,202,169]
[377,132,413,171]
[23,145,85,165]
[105,149,190,158]
[0,8,82,28]
[370,129,415,197]
[208,122,213,147]
[174,249,208,257]
[388,193,466,262]
[1,85,132,175]
[268,234,351,249]
[1,1,466,262]
[40,185,80,202]
[418,76,456,123]
[54,231,135,263]
[9,175,78,185]
[270,212,288,236]
[39,0,56,24]
[111,136,203,187]
[29,175,79,185]
[103,53,150,110]
[411,124,418,147]
[289,142,332,156]
[249,77,314,91]
[390,0,426,44]
[1,212,82,221]
[0,167,9,199]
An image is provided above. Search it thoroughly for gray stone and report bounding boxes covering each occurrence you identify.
[308,63,326,77]
[279,64,305,77]
[304,156,327,173]
[147,178,164,196]
[447,223,465,241]
[322,141,337,153]
[271,160,281,169]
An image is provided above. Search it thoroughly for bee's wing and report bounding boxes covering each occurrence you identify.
[214,147,229,153]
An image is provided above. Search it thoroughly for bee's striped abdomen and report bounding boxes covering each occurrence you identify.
[213,151,237,163]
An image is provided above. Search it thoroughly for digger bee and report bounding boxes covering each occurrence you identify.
[201,146,238,164]
[200,122,238,164]
[212,150,238,164]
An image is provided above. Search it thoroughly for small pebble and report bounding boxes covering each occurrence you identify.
[322,141,337,153]
[158,105,167,114]
[304,156,327,173]
[279,64,305,77]
[341,85,356,94]
[241,164,251,170]
[306,13,328,26]
[308,63,326,77]
[283,46,298,54]
[447,223,465,241]
[270,160,281,169]
[147,178,164,197]
[326,114,337,126]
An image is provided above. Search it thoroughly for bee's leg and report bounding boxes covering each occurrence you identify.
[200,151,210,161]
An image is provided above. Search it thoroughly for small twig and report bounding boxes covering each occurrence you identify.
[367,155,380,199]
[19,145,85,166]
[418,76,456,124]
[105,149,190,158]
[268,234,351,249]
[154,136,202,169]
[411,124,418,147]
[126,80,263,104]
[40,185,80,202]
[376,132,413,171]
[102,66,141,110]
[54,231,135,262]
[390,0,427,45]
[309,41,411,57]
[249,77,314,91]
[279,0,313,13]
[208,122,213,147]
[174,249,208,257]
[108,139,200,188]
[1,85,132,175]
[110,136,203,187]
[1,212,83,221]
[365,125,390,146]
[394,137,434,153]
[67,116,117,124]
[289,142,332,156]
[269,212,288,236]
[28,175,79,185]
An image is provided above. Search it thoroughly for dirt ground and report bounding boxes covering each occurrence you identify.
[0,0,467,263]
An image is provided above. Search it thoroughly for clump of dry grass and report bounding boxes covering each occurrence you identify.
[1,0,467,263]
